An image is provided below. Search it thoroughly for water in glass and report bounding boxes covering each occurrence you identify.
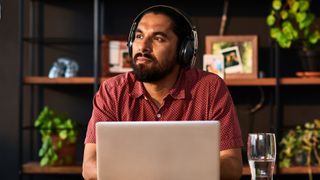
[247,133,276,180]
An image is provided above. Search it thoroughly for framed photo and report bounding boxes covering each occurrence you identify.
[101,35,132,76]
[203,54,224,79]
[205,35,258,79]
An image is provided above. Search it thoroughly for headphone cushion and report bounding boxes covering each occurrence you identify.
[179,38,194,67]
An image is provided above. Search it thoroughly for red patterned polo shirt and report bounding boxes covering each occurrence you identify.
[85,68,243,150]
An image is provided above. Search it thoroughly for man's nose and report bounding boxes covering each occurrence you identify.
[138,37,152,53]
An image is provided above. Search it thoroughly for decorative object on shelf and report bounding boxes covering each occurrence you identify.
[205,35,258,79]
[101,35,132,76]
[203,54,224,79]
[296,71,320,78]
[279,118,320,179]
[266,0,320,73]
[34,106,79,166]
[48,57,79,78]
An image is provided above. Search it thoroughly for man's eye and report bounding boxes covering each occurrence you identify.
[154,37,164,42]
[135,34,143,39]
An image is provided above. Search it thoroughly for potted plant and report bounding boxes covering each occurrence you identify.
[279,119,320,180]
[266,0,320,73]
[34,106,79,166]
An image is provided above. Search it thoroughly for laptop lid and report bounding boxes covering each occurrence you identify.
[96,121,220,180]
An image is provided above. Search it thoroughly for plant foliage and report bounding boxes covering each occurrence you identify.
[279,119,320,167]
[267,0,320,50]
[34,106,79,166]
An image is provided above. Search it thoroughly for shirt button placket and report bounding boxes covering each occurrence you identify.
[156,113,161,120]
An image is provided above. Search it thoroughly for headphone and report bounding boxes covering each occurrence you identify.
[127,5,198,67]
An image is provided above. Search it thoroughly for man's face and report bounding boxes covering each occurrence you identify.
[131,13,179,82]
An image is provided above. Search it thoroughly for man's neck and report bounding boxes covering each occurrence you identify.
[143,66,181,108]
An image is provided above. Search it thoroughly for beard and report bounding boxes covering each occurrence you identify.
[132,52,176,82]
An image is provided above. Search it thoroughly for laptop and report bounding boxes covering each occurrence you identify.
[96,121,220,180]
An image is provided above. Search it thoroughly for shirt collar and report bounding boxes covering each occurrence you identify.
[129,69,187,100]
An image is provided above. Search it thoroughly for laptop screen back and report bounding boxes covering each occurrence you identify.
[96,121,220,180]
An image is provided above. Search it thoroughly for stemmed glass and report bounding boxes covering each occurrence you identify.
[247,133,276,180]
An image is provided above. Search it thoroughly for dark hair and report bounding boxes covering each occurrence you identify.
[139,6,193,54]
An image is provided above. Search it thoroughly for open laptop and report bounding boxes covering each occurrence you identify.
[96,121,220,180]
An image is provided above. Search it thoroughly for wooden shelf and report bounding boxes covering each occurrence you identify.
[281,77,320,85]
[225,78,276,86]
[22,37,93,45]
[22,162,82,174]
[23,76,114,85]
[24,76,276,86]
[24,77,96,85]
[226,77,320,86]
[22,162,320,175]
[243,165,320,175]
[23,76,320,86]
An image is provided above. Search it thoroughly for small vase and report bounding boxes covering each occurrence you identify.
[294,151,307,166]
[51,134,77,166]
[299,49,320,72]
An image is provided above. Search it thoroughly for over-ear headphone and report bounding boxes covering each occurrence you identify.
[127,5,198,67]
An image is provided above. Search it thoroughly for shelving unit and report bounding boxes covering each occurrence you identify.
[18,0,103,179]
[21,163,320,176]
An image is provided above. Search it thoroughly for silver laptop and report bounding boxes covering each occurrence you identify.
[96,121,220,180]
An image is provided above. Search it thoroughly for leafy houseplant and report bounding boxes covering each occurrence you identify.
[279,119,320,180]
[267,0,320,49]
[266,0,320,72]
[34,106,79,166]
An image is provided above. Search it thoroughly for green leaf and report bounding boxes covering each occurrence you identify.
[296,12,307,23]
[309,31,320,44]
[270,27,281,39]
[59,130,68,140]
[57,140,63,149]
[53,117,62,126]
[280,10,288,20]
[52,153,58,162]
[299,0,309,12]
[40,157,49,166]
[65,119,72,129]
[303,13,315,29]
[279,158,291,168]
[267,14,276,26]
[39,145,48,157]
[272,0,282,10]
[34,106,49,127]
[290,1,300,14]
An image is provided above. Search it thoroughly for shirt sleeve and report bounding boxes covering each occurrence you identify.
[84,81,117,144]
[210,78,243,150]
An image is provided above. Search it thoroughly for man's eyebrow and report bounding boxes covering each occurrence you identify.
[153,32,168,38]
[135,28,142,33]
[135,28,169,38]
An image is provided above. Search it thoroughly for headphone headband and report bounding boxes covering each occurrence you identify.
[127,5,198,67]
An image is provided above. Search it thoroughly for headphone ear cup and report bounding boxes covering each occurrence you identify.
[178,38,194,67]
[127,22,137,57]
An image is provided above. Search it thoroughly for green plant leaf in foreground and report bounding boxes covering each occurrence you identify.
[34,106,79,166]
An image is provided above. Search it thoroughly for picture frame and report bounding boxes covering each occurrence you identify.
[101,35,132,76]
[203,54,224,79]
[205,35,258,79]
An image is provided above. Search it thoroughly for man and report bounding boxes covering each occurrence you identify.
[82,5,243,180]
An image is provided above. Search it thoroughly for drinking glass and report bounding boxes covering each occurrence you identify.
[247,133,276,180]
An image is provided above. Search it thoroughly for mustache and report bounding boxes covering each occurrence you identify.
[133,52,155,62]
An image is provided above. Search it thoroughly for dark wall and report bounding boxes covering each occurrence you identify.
[0,0,19,179]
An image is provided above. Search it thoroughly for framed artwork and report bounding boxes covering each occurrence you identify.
[203,54,224,79]
[101,35,132,76]
[205,35,258,79]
